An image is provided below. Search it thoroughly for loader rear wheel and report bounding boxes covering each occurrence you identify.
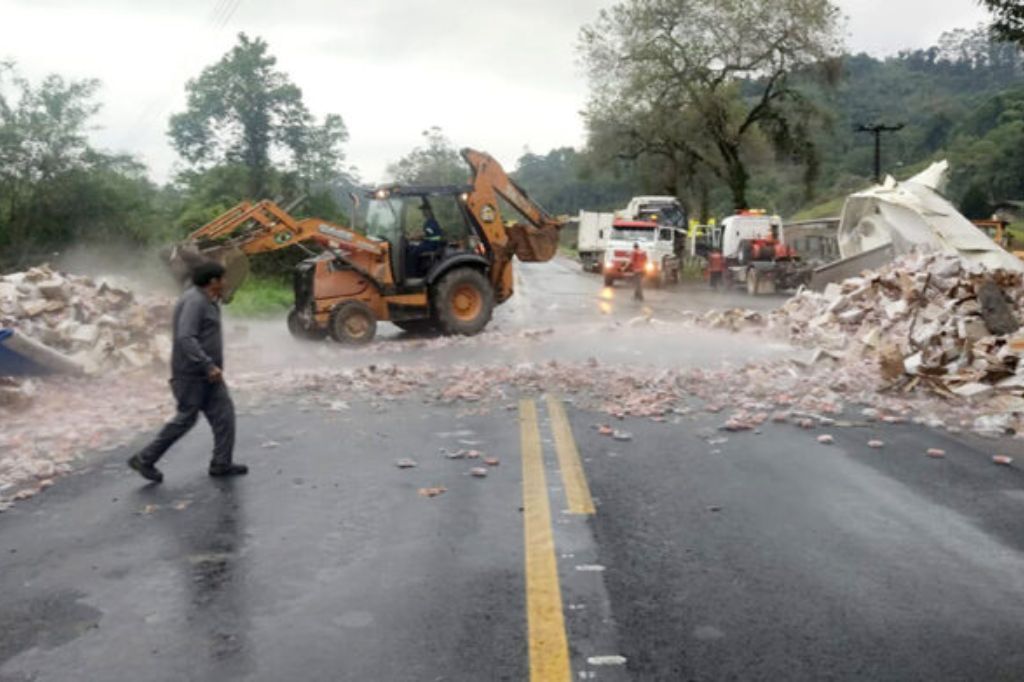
[329,301,377,345]
[287,308,326,340]
[434,268,494,336]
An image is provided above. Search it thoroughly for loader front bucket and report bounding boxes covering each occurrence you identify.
[164,243,250,302]
[506,223,560,263]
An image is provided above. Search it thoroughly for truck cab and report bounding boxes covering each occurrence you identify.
[719,212,782,261]
[620,196,687,228]
[601,219,681,287]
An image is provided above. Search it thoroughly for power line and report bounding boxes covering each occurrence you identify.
[215,0,243,30]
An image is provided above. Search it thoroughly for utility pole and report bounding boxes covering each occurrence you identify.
[856,123,905,184]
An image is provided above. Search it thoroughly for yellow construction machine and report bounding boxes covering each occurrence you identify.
[168,149,563,343]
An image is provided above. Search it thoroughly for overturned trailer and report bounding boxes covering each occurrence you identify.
[810,162,1024,289]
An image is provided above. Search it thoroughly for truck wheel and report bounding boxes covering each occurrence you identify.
[739,241,753,265]
[659,259,673,287]
[434,268,494,336]
[329,301,377,344]
[287,308,325,340]
[393,319,434,334]
[747,269,760,296]
[603,275,614,288]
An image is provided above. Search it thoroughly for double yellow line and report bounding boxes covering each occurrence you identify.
[519,396,595,682]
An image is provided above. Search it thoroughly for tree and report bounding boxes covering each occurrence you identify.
[386,127,468,185]
[981,0,1024,45]
[0,64,163,265]
[168,33,348,199]
[579,0,843,210]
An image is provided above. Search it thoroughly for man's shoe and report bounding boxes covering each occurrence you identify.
[128,455,164,483]
[209,463,249,477]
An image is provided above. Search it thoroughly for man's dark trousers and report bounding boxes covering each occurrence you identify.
[139,377,235,468]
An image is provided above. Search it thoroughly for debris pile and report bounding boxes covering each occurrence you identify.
[0,264,173,374]
[770,253,1023,385]
[682,253,1024,434]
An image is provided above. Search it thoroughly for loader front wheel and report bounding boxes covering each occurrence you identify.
[288,308,326,340]
[329,301,377,345]
[434,268,494,336]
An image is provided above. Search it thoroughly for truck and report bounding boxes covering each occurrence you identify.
[619,196,687,228]
[576,211,614,272]
[601,219,682,288]
[713,210,813,295]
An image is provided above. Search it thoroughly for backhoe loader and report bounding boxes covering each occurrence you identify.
[168,148,563,343]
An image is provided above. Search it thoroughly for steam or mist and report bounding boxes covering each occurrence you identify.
[56,243,183,298]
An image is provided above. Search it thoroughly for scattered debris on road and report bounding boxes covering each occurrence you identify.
[469,467,488,478]
[418,486,447,498]
[817,435,834,445]
[927,448,947,459]
[993,455,1013,466]
[868,440,885,449]
[395,458,418,469]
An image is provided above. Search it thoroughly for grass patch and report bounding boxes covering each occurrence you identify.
[791,195,847,221]
[1008,224,1024,249]
[227,275,292,318]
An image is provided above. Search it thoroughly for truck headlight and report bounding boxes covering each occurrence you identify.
[644,261,656,274]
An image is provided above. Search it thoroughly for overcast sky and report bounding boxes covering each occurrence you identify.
[0,0,992,185]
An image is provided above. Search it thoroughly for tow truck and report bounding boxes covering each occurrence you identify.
[711,210,812,295]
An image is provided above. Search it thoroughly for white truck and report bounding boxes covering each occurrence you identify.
[576,211,615,272]
[619,196,687,228]
[601,218,682,288]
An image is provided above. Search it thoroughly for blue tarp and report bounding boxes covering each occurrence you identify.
[0,328,54,377]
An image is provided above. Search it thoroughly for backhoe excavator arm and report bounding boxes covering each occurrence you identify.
[460,149,562,263]
[460,149,564,303]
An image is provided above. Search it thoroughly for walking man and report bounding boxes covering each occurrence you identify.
[629,242,647,302]
[128,262,247,483]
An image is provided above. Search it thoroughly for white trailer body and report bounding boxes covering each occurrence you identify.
[577,211,614,272]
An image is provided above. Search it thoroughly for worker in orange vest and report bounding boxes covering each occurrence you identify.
[628,242,647,301]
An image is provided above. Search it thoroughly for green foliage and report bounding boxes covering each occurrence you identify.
[225,274,292,317]
[981,0,1024,46]
[512,147,638,215]
[386,127,468,185]
[0,64,167,267]
[168,33,348,199]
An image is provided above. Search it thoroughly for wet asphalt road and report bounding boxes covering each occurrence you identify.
[3,259,1024,681]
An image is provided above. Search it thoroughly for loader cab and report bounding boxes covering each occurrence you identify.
[363,186,480,286]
